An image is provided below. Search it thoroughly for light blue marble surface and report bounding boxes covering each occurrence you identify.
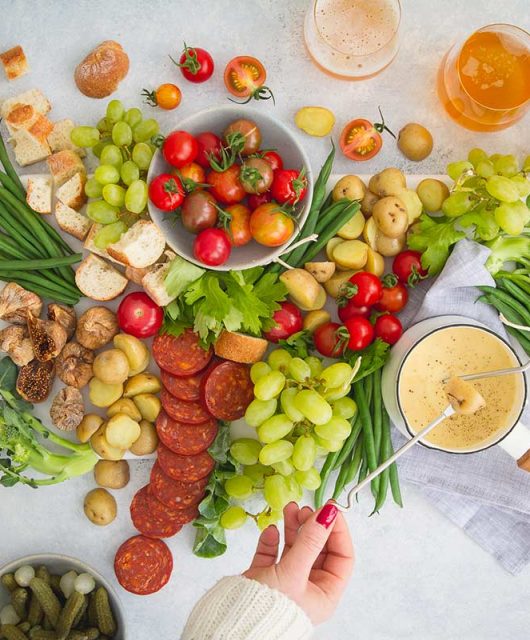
[0,1,529,638]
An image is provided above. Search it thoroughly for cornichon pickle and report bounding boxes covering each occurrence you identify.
[35,568,50,584]
[11,588,29,619]
[28,579,61,628]
[55,592,85,640]
[67,629,99,640]
[17,622,31,633]
[1,573,18,592]
[94,587,116,637]
[27,594,44,627]
[71,597,87,629]
[48,577,62,598]
[0,624,30,640]
[86,594,97,628]
[28,630,56,640]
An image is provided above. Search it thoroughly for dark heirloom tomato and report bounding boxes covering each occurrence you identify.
[262,150,283,172]
[313,322,346,358]
[163,130,198,168]
[225,204,252,247]
[248,191,272,210]
[263,302,303,342]
[181,191,218,233]
[249,203,294,247]
[271,169,308,205]
[223,119,262,156]
[193,228,231,266]
[117,292,163,338]
[240,158,274,194]
[195,131,222,168]
[224,56,274,103]
[174,44,214,83]
[148,174,185,211]
[207,165,246,204]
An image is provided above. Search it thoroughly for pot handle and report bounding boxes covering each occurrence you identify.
[498,422,530,472]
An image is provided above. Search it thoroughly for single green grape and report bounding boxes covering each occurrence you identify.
[284,475,302,502]
[287,357,311,382]
[447,160,473,181]
[125,179,148,213]
[486,175,520,203]
[315,435,344,452]
[256,509,282,531]
[124,107,143,128]
[96,117,111,133]
[467,148,488,167]
[70,126,100,148]
[271,459,295,476]
[332,396,358,420]
[511,175,530,198]
[230,439,262,466]
[493,154,519,177]
[224,475,253,500]
[267,349,292,371]
[292,435,317,471]
[250,361,271,384]
[489,153,502,163]
[85,177,103,199]
[494,201,529,235]
[220,506,247,530]
[93,221,127,249]
[243,463,270,484]
[259,440,294,466]
[92,141,109,159]
[102,183,126,208]
[280,388,305,422]
[295,468,321,491]
[133,118,159,143]
[106,99,125,124]
[120,160,140,186]
[257,414,294,444]
[523,155,530,172]
[263,475,290,511]
[304,355,323,377]
[294,389,332,425]
[94,164,120,186]
[132,143,153,170]
[441,191,475,217]
[112,121,133,147]
[100,144,123,168]
[244,398,277,428]
[320,362,353,389]
[314,416,352,441]
[475,160,495,178]
[86,200,120,224]
[254,370,286,401]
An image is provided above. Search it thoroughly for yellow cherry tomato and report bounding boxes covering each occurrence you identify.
[142,83,182,110]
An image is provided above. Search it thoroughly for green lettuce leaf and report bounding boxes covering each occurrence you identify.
[408,214,466,276]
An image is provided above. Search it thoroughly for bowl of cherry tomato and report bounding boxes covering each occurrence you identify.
[147,105,312,270]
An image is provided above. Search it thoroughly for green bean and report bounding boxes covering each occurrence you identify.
[497,279,530,313]
[364,372,374,408]
[0,233,32,259]
[0,205,44,258]
[0,133,25,196]
[0,266,80,296]
[314,199,349,234]
[353,379,379,492]
[0,273,79,305]
[0,254,82,270]
[344,435,364,485]
[383,406,403,507]
[332,450,353,500]
[372,409,391,514]
[332,413,362,470]
[478,294,525,326]
[372,369,383,460]
[0,173,26,200]
[506,326,530,355]
[478,286,530,325]
[314,450,340,508]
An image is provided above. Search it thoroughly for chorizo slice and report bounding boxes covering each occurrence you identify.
[201,361,254,421]
[153,330,212,376]
[114,535,173,595]
[160,388,212,425]
[150,461,208,510]
[130,485,184,539]
[157,442,215,483]
[156,410,218,456]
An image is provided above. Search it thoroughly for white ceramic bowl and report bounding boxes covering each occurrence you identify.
[0,554,126,639]
[147,104,313,271]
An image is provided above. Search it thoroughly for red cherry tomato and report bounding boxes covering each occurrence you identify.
[148,173,185,211]
[374,314,403,345]
[339,110,393,162]
[271,169,308,205]
[223,56,274,103]
[343,316,374,351]
[313,322,347,358]
[249,203,295,247]
[225,204,252,247]
[193,228,231,266]
[263,302,303,342]
[195,131,222,169]
[392,250,428,286]
[174,44,214,83]
[163,130,198,168]
[338,299,370,323]
[247,191,272,211]
[262,150,283,172]
[206,165,246,205]
[375,282,408,313]
[117,292,163,338]
[340,272,383,308]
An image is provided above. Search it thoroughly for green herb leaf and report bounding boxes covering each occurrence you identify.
[408,214,466,276]
[0,357,18,394]
[192,527,227,558]
[164,255,205,297]
[278,331,314,358]
[350,339,390,382]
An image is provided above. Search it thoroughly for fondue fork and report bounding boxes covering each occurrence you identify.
[331,404,456,512]
[453,360,530,383]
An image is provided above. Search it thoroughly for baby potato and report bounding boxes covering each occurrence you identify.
[304,261,335,283]
[416,178,449,212]
[296,287,327,311]
[89,378,123,408]
[365,248,385,277]
[123,373,161,398]
[94,460,130,489]
[361,190,379,217]
[92,349,130,385]
[332,175,366,202]
[333,240,368,270]
[83,488,117,526]
[113,333,149,376]
[294,106,335,137]
[376,233,406,257]
[324,270,356,298]
[133,393,161,422]
[107,398,142,421]
[90,424,125,461]
[76,414,104,444]
[326,237,344,261]
[336,210,365,240]
[279,269,326,311]
[369,168,406,197]
[130,420,159,456]
[362,217,379,250]
[372,197,408,238]
[303,309,331,333]
[398,189,423,224]
[398,123,433,161]
[105,413,141,450]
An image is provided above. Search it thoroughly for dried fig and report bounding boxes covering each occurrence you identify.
[0,283,42,325]
[16,359,55,403]
[76,307,118,350]
[50,386,84,431]
[56,342,94,388]
[27,313,67,362]
[0,326,34,366]
[48,304,77,340]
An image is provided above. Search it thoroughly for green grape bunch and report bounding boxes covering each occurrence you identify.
[70,99,160,250]
[220,348,359,531]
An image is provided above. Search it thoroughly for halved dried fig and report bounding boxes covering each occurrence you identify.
[0,283,42,325]
[56,342,94,388]
[16,359,55,403]
[27,313,67,362]
[48,304,77,340]
[0,326,34,366]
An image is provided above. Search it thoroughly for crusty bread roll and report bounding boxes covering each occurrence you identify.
[75,41,129,98]
[214,330,268,364]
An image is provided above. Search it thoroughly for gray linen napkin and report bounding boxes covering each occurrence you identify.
[392,239,530,574]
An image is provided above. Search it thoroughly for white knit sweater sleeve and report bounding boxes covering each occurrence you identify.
[181,575,313,640]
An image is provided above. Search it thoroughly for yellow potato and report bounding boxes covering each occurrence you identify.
[372,197,408,238]
[130,420,159,456]
[107,397,142,421]
[77,414,104,444]
[90,424,125,461]
[105,413,141,450]
[361,190,379,217]
[399,188,423,224]
[362,217,378,250]
[279,269,326,311]
[89,378,123,408]
[296,287,327,311]
[303,310,331,333]
[326,237,344,260]
[369,168,406,197]
[416,178,449,212]
[332,175,366,202]
[92,348,129,385]
[123,373,161,398]
[133,393,161,422]
[304,261,335,283]
[365,248,385,277]
[113,333,149,376]
[332,240,368,270]
[336,210,365,240]
[294,106,335,137]
[324,270,356,298]
[397,123,433,161]
[83,488,117,526]
[376,233,406,257]
[94,460,130,489]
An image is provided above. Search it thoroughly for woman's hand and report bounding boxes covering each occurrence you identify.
[244,502,354,625]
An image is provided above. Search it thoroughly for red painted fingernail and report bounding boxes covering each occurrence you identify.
[316,503,338,529]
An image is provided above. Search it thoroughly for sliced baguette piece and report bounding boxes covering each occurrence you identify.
[47,150,85,187]
[5,104,38,133]
[26,176,52,214]
[55,201,91,240]
[141,251,177,307]
[47,118,86,157]
[11,128,51,166]
[214,330,268,364]
[0,45,29,80]
[107,220,166,268]
[75,254,128,301]
[55,172,87,210]
[83,224,121,263]
[0,89,50,119]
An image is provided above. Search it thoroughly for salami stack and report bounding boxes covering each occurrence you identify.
[115,330,254,595]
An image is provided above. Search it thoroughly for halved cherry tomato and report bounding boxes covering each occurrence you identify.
[262,150,283,172]
[250,203,294,247]
[375,281,408,313]
[163,130,198,168]
[248,191,272,211]
[339,272,382,308]
[339,109,394,161]
[179,162,205,185]
[195,131,222,169]
[142,83,182,110]
[148,173,185,211]
[271,169,308,205]
[374,314,403,345]
[343,316,374,351]
[240,158,273,194]
[172,44,214,83]
[338,299,370,323]
[392,250,428,286]
[206,165,246,204]
[313,322,346,358]
[193,228,231,266]
[263,302,303,342]
[117,292,163,338]
[224,56,274,103]
[225,204,252,247]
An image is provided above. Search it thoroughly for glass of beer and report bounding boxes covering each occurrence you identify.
[304,0,401,80]
[438,24,530,132]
